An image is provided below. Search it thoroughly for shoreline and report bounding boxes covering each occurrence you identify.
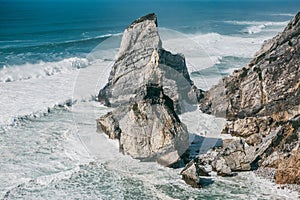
[254,167,300,194]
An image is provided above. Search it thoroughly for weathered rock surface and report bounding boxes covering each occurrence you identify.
[276,147,300,185]
[98,13,202,114]
[97,14,196,166]
[200,12,300,120]
[195,12,300,185]
[98,83,189,166]
[180,162,200,188]
[184,139,254,179]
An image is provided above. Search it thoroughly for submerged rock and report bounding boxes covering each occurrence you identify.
[97,14,199,166]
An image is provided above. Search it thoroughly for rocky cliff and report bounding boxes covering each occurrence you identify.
[185,12,300,186]
[97,14,200,166]
[98,13,202,114]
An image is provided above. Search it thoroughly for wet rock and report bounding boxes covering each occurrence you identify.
[220,139,252,171]
[213,156,232,176]
[194,153,215,176]
[180,162,200,188]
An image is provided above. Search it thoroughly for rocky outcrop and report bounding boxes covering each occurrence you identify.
[200,12,300,120]
[194,12,300,185]
[182,139,254,180]
[97,14,198,166]
[98,83,189,166]
[98,13,202,114]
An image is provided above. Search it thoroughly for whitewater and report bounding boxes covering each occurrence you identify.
[1,26,300,199]
[1,1,300,198]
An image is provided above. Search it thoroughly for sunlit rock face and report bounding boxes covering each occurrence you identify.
[195,12,300,185]
[98,13,202,114]
[97,13,202,166]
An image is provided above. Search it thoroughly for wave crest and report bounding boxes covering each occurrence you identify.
[0,57,90,83]
[224,20,288,34]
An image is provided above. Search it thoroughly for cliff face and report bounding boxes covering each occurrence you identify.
[196,12,300,185]
[201,12,300,120]
[97,14,199,166]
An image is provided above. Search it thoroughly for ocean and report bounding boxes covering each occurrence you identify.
[0,0,299,199]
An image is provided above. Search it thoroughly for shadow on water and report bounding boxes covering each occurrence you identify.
[188,134,223,160]
[171,134,223,169]
[199,177,214,187]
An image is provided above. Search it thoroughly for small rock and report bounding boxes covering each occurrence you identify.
[180,162,201,188]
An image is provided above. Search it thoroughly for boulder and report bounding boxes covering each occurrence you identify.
[180,161,200,188]
[98,83,189,166]
[194,152,215,176]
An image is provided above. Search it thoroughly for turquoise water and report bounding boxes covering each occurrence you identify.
[0,0,298,66]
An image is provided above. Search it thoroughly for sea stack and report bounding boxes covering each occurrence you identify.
[98,13,202,114]
[183,12,300,185]
[97,14,201,166]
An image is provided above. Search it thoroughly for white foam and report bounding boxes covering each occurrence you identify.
[225,20,288,26]
[0,59,112,127]
[224,20,289,34]
[270,13,295,17]
[160,29,268,69]
[159,29,271,90]
[180,110,226,137]
[36,167,81,186]
[0,57,90,83]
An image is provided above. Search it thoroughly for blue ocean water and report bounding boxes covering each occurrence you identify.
[0,0,299,66]
[1,1,300,199]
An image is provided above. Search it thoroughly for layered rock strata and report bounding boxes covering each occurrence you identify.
[98,13,202,114]
[184,12,300,186]
[97,14,199,166]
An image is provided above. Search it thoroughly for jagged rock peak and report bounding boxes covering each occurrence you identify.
[117,13,162,60]
[128,13,158,28]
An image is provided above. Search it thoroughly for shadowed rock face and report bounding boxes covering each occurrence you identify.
[97,14,197,166]
[196,12,300,185]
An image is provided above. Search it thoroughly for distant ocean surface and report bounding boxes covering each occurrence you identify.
[0,0,299,199]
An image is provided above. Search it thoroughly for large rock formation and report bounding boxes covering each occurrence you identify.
[98,83,189,166]
[98,13,202,114]
[97,14,199,166]
[192,12,300,185]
